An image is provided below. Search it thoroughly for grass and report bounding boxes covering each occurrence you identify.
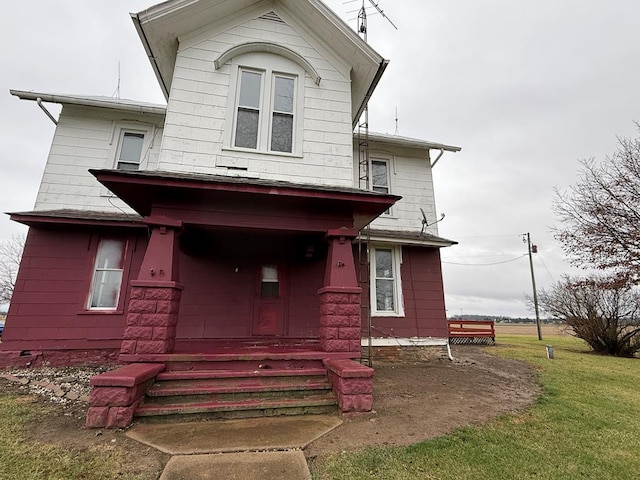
[312,335,640,479]
[0,395,150,480]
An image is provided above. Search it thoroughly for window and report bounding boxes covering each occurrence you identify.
[227,57,302,155]
[88,239,126,310]
[371,160,389,194]
[270,75,295,152]
[233,69,297,153]
[260,265,279,298]
[235,70,262,149]
[116,131,146,170]
[371,247,404,316]
[371,158,391,214]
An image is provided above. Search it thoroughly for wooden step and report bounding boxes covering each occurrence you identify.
[135,393,337,417]
[146,376,331,397]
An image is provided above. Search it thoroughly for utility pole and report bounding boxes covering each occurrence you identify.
[526,233,542,341]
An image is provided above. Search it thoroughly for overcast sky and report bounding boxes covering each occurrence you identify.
[2,1,640,317]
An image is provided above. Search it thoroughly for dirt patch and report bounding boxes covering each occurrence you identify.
[305,344,540,458]
[0,344,539,475]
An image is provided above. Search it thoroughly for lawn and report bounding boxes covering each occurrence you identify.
[0,394,157,480]
[312,335,640,480]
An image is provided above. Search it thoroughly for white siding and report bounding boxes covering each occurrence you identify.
[354,145,442,236]
[34,105,164,213]
[159,10,354,187]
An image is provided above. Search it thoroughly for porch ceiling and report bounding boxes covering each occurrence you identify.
[90,169,400,232]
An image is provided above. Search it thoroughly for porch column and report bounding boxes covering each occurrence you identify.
[318,228,362,354]
[120,217,183,356]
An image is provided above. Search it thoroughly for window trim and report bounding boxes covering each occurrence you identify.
[109,122,157,171]
[370,245,404,317]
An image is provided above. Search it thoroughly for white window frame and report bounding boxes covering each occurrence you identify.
[223,52,304,157]
[109,122,156,171]
[370,245,404,317]
[87,238,127,311]
[370,155,394,215]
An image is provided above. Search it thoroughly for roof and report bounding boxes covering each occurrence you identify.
[9,90,167,116]
[131,0,387,126]
[90,169,401,231]
[368,229,457,248]
[8,209,145,228]
[365,132,461,153]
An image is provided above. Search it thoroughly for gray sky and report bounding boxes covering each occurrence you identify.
[2,1,640,317]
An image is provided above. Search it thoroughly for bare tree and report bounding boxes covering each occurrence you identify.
[538,275,640,357]
[553,125,640,282]
[0,233,26,304]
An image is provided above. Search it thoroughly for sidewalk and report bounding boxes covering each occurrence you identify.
[126,415,342,479]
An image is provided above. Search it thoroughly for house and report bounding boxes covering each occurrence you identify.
[1,0,459,427]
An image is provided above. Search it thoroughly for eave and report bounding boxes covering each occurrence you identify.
[7,209,145,229]
[10,90,167,116]
[368,229,457,248]
[90,169,401,232]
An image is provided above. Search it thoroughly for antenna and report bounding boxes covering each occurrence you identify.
[367,0,398,30]
[112,61,121,99]
[394,106,399,135]
[420,208,445,236]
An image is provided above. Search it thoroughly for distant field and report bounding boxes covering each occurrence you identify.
[494,323,570,336]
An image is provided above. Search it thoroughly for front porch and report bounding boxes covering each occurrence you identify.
[86,170,399,427]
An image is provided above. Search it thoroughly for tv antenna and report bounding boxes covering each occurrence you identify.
[356,0,398,41]
[420,208,445,236]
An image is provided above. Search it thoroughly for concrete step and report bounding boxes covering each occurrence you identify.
[135,392,338,418]
[156,366,327,379]
[147,376,332,397]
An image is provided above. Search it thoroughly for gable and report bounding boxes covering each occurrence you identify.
[133,0,387,126]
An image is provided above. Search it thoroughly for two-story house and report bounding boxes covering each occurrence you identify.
[1,0,459,427]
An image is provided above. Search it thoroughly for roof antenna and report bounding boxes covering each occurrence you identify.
[394,106,399,135]
[112,61,121,99]
[367,0,398,30]
[358,1,368,41]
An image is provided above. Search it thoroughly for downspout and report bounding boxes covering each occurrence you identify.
[36,98,58,125]
[430,148,444,168]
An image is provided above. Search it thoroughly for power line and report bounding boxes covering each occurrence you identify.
[442,254,528,267]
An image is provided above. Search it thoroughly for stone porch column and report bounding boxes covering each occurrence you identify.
[120,217,183,356]
[318,228,362,354]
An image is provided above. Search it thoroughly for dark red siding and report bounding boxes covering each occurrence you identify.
[2,226,146,351]
[364,246,448,339]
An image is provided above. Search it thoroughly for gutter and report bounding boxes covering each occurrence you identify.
[130,13,170,101]
[353,59,390,129]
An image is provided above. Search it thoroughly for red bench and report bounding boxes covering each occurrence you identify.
[448,320,495,345]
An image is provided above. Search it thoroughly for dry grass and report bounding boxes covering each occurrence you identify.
[494,323,569,336]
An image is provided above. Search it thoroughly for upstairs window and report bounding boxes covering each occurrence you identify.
[116,131,145,170]
[371,158,391,214]
[230,65,299,155]
[88,239,126,310]
[235,70,262,149]
[270,75,295,153]
[372,159,389,194]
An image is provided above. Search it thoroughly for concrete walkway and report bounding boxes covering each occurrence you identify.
[126,415,342,480]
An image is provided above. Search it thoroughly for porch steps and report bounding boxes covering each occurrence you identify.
[134,356,338,421]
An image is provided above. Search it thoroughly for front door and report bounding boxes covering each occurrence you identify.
[252,265,287,336]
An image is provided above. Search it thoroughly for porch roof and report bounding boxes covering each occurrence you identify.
[90,169,400,232]
[8,209,145,228]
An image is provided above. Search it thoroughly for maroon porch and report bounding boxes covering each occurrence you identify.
[3,172,398,426]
